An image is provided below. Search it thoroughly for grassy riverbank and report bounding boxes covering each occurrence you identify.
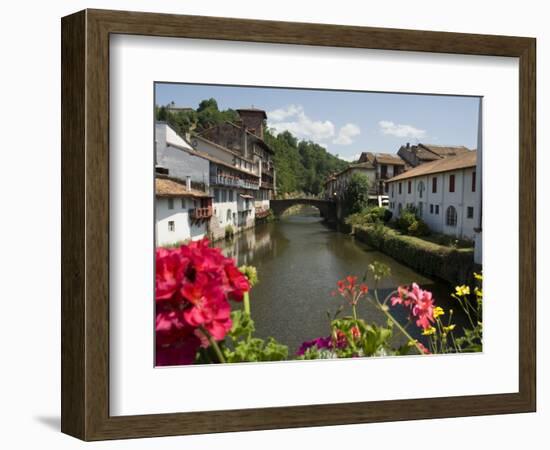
[353,224,478,285]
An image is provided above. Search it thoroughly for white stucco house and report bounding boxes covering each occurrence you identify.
[155,177,213,246]
[387,151,480,240]
[155,121,260,241]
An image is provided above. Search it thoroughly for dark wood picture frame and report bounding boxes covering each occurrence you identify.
[61,9,536,441]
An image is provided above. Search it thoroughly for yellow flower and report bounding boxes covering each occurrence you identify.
[455,285,470,296]
[443,324,456,333]
[422,326,436,336]
[407,339,418,347]
[474,272,483,281]
[433,306,445,319]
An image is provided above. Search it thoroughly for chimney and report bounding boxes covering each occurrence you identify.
[186,176,191,191]
[406,142,410,149]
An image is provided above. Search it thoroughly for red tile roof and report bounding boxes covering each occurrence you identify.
[155,178,211,198]
[388,151,477,182]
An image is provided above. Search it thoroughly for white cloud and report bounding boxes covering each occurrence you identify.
[267,105,335,141]
[267,104,302,122]
[341,153,361,162]
[378,120,427,139]
[332,123,361,145]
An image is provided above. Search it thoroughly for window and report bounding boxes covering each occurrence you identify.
[214,189,220,202]
[435,205,440,215]
[226,209,231,222]
[168,221,175,232]
[181,198,185,208]
[418,202,423,217]
[399,182,402,194]
[432,176,437,193]
[430,204,434,214]
[449,174,455,193]
[385,183,389,193]
[408,181,412,194]
[446,206,457,227]
[168,198,174,209]
[467,206,474,218]
[472,171,476,192]
[228,190,234,202]
[221,190,227,202]
[418,180,425,198]
[398,203,402,215]
[391,185,394,197]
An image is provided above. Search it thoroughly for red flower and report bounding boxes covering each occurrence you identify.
[350,325,361,339]
[155,309,201,365]
[333,275,369,306]
[224,263,250,301]
[155,238,250,366]
[417,342,431,355]
[155,248,189,301]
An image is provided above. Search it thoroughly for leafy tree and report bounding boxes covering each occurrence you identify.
[343,173,372,215]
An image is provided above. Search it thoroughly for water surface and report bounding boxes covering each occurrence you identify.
[215,210,464,355]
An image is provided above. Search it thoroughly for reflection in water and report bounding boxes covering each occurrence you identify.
[214,209,465,355]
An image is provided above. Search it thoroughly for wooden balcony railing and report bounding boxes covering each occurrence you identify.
[190,206,213,220]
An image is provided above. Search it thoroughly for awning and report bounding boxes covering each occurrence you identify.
[239,194,254,199]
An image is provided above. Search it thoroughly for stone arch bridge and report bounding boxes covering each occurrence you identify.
[270,198,337,222]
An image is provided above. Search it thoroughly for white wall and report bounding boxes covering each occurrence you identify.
[1,2,547,450]
[155,123,210,185]
[155,197,207,246]
[389,168,478,239]
[195,137,260,176]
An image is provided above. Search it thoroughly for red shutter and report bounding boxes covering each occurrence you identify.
[449,174,455,193]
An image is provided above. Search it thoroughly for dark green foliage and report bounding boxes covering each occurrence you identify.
[342,173,372,215]
[395,206,430,237]
[264,129,348,195]
[345,206,392,227]
[354,225,477,285]
[155,98,237,135]
[407,219,430,236]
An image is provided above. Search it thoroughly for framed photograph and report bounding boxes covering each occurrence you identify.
[61,9,536,440]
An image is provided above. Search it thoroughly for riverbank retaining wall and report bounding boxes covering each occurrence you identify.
[354,225,479,286]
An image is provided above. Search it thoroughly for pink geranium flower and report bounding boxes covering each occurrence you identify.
[391,283,435,330]
[408,283,435,329]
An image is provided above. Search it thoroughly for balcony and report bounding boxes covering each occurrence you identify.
[260,181,274,190]
[190,206,213,220]
[210,175,260,190]
[261,162,274,174]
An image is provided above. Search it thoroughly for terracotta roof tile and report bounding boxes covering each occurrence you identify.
[155,178,211,198]
[387,151,477,182]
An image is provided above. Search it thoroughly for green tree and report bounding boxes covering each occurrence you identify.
[343,173,372,215]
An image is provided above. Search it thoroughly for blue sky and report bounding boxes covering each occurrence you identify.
[156,83,480,161]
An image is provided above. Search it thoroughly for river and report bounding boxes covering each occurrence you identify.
[214,208,464,355]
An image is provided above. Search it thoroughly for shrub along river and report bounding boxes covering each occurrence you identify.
[214,207,466,356]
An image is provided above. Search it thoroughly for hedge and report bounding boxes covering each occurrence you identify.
[354,225,478,285]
